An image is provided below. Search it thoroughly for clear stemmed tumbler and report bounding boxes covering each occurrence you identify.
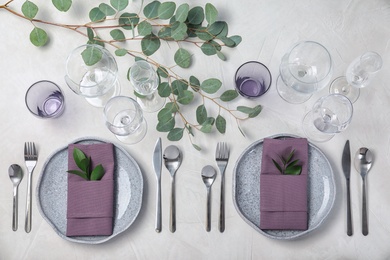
[277,41,333,104]
[129,60,165,112]
[65,44,120,107]
[329,51,383,103]
[104,96,147,144]
[302,94,353,142]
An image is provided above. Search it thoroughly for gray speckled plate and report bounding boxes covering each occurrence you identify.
[36,137,143,244]
[233,134,335,240]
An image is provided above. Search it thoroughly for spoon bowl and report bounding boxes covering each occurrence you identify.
[201,165,217,232]
[354,147,373,236]
[163,145,182,233]
[8,164,23,231]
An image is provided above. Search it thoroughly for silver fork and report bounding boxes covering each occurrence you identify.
[24,142,38,233]
[215,142,229,233]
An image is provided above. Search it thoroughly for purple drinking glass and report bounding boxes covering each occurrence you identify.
[25,80,65,118]
[234,61,272,99]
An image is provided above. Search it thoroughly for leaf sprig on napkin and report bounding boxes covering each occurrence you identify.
[67,148,105,181]
[272,149,302,175]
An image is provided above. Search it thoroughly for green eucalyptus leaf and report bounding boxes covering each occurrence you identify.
[171,79,188,95]
[165,102,178,113]
[177,90,194,105]
[216,51,226,61]
[216,23,229,39]
[110,0,128,11]
[187,23,201,37]
[196,104,207,124]
[171,22,187,40]
[195,28,213,41]
[157,66,169,78]
[219,36,236,47]
[192,143,201,151]
[110,29,126,41]
[175,3,189,22]
[156,117,175,132]
[52,0,72,12]
[91,164,105,180]
[205,3,218,24]
[22,1,38,19]
[216,115,226,134]
[144,0,161,19]
[200,78,222,94]
[157,1,176,19]
[158,26,173,40]
[207,21,225,36]
[167,128,184,141]
[237,105,262,118]
[137,20,153,36]
[174,48,191,68]
[201,42,217,56]
[141,33,161,56]
[119,13,139,30]
[200,117,215,133]
[158,82,171,97]
[187,6,204,25]
[67,170,89,180]
[229,35,242,47]
[30,27,48,47]
[186,124,194,136]
[99,3,116,16]
[89,7,106,22]
[87,27,94,41]
[189,76,201,92]
[115,48,127,56]
[220,89,238,102]
[157,107,173,122]
[81,46,103,66]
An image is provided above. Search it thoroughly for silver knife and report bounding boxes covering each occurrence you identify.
[342,140,353,236]
[153,137,162,233]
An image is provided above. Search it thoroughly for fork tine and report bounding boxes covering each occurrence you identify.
[32,143,37,157]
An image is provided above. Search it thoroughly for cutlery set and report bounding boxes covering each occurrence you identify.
[152,138,229,233]
[342,140,373,236]
[8,142,38,232]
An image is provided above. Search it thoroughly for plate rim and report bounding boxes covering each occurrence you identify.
[35,136,143,244]
[232,133,336,240]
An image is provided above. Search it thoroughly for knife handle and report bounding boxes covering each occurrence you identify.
[346,179,353,236]
[155,178,162,233]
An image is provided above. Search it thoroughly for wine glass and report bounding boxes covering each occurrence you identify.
[277,41,333,104]
[103,96,147,144]
[129,60,165,112]
[329,51,382,103]
[65,44,120,107]
[302,94,353,142]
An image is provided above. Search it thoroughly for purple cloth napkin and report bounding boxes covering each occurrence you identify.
[260,138,308,230]
[66,143,115,237]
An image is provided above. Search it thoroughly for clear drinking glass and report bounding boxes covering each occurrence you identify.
[329,51,382,103]
[65,44,120,107]
[25,80,65,119]
[129,60,165,112]
[302,94,353,142]
[277,41,333,104]
[103,96,147,144]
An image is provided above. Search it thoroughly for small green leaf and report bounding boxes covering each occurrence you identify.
[287,159,299,168]
[188,6,204,25]
[158,82,171,97]
[137,20,153,36]
[158,26,173,40]
[220,89,238,102]
[81,45,103,66]
[200,117,215,133]
[207,21,225,36]
[165,102,178,113]
[72,148,88,171]
[141,33,161,56]
[216,51,226,61]
[171,22,187,41]
[286,149,295,163]
[22,1,38,19]
[237,105,262,118]
[110,29,126,41]
[171,79,188,95]
[272,159,283,174]
[157,1,176,19]
[175,3,189,22]
[200,78,222,94]
[201,40,221,56]
[99,3,116,16]
[115,48,127,56]
[216,115,226,134]
[30,27,48,47]
[177,90,194,104]
[195,29,214,41]
[157,107,173,122]
[156,117,175,132]
[205,3,218,24]
[157,66,169,78]
[174,48,191,68]
[144,0,161,19]
[285,165,302,175]
[67,170,89,180]
[110,0,129,11]
[52,0,72,12]
[192,143,202,151]
[219,36,236,47]
[89,7,106,22]
[119,13,139,30]
[91,164,105,180]
[87,27,94,41]
[196,105,207,124]
[189,76,201,92]
[167,128,184,141]
[229,35,242,47]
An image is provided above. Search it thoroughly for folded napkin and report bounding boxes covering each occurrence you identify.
[66,143,115,237]
[260,138,308,230]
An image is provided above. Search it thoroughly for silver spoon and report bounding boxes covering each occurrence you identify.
[354,147,373,236]
[163,145,182,233]
[9,164,23,231]
[201,165,217,232]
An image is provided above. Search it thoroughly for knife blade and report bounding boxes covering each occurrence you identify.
[153,137,162,233]
[342,140,353,236]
